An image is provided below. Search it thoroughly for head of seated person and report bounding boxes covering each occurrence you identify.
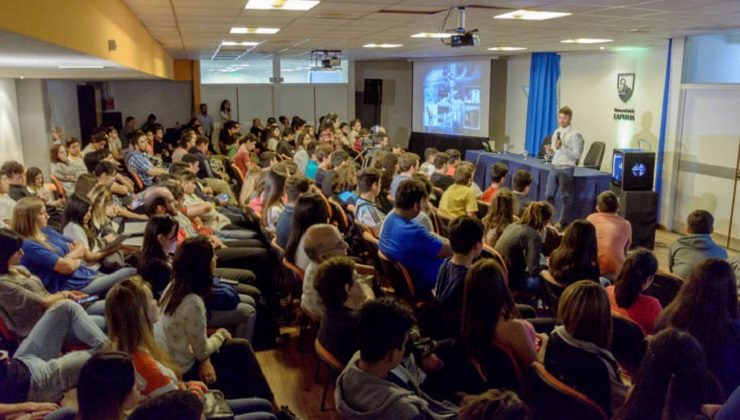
[453,162,475,187]
[285,193,330,263]
[512,169,532,195]
[179,154,200,175]
[398,153,420,176]
[84,149,111,173]
[423,147,439,165]
[433,152,450,175]
[94,161,118,188]
[394,179,427,218]
[1,160,25,187]
[613,249,658,309]
[87,129,109,152]
[144,184,179,217]
[558,280,612,350]
[285,174,310,206]
[303,224,349,264]
[74,173,98,197]
[686,209,714,235]
[315,255,357,311]
[489,163,508,186]
[192,136,209,154]
[129,390,203,420]
[595,190,620,214]
[548,219,599,285]
[330,150,350,171]
[357,297,415,373]
[458,389,531,420]
[168,161,190,177]
[614,328,707,420]
[449,216,484,260]
[259,151,277,169]
[77,352,138,420]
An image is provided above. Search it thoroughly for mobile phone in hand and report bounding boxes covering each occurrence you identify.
[77,295,99,306]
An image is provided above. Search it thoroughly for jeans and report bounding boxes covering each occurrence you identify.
[545,165,575,225]
[15,300,107,402]
[230,398,277,420]
[78,266,137,296]
[208,294,257,342]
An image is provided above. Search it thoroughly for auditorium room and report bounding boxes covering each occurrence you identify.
[2,1,740,419]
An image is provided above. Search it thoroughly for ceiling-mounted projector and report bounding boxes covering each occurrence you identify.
[448,7,479,47]
[312,50,342,70]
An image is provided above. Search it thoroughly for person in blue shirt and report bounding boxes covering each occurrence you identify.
[379,179,452,297]
[11,197,135,295]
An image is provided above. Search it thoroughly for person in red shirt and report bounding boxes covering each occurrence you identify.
[587,191,632,280]
[480,163,509,203]
[606,249,662,334]
[233,134,257,176]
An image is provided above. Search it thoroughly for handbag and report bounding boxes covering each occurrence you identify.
[204,279,240,311]
[202,390,234,420]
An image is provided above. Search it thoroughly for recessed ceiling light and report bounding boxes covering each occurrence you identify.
[363,43,403,48]
[58,65,105,69]
[561,38,613,44]
[494,10,571,21]
[600,46,605,50]
[411,32,454,39]
[487,47,527,51]
[245,0,319,11]
[222,41,261,46]
[230,27,280,34]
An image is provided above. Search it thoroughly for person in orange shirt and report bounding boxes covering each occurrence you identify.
[586,191,631,280]
[480,163,508,203]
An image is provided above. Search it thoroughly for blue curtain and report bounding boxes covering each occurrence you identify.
[525,52,561,156]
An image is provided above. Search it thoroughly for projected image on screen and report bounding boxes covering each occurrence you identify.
[413,60,491,138]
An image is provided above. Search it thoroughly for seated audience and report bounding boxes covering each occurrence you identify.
[74,352,139,420]
[292,132,310,174]
[482,188,515,247]
[233,134,258,175]
[188,135,237,204]
[430,152,454,191]
[314,256,364,365]
[445,149,461,177]
[0,228,104,337]
[49,143,78,196]
[313,145,333,186]
[548,219,601,286]
[614,328,708,420]
[2,160,32,201]
[439,162,478,219]
[138,216,180,296]
[25,167,63,208]
[277,128,294,157]
[332,164,359,208]
[669,209,728,279]
[274,174,310,248]
[511,170,533,217]
[494,202,553,293]
[171,131,196,163]
[62,194,125,272]
[377,152,398,212]
[0,169,15,227]
[320,150,349,198]
[335,298,458,419]
[125,130,168,187]
[81,129,109,156]
[586,191,632,278]
[65,137,89,177]
[261,167,288,235]
[301,224,374,318]
[389,152,419,198]
[410,174,436,232]
[157,237,274,400]
[607,249,662,334]
[303,141,320,180]
[13,197,135,294]
[379,179,452,295]
[285,192,330,270]
[462,260,544,377]
[545,281,626,415]
[419,147,438,177]
[0,296,107,403]
[479,163,508,203]
[657,258,740,392]
[434,216,483,312]
[106,278,277,419]
[354,168,386,236]
[457,389,530,420]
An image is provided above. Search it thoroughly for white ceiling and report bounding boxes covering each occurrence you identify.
[0,30,152,79]
[123,0,740,61]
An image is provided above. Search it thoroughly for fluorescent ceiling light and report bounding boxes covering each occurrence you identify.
[488,47,527,51]
[245,0,319,11]
[561,38,613,44]
[222,41,261,46]
[230,27,280,34]
[363,43,402,48]
[58,65,104,69]
[411,32,454,38]
[494,9,571,21]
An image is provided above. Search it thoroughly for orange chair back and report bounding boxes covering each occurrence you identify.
[230,163,245,183]
[128,170,144,191]
[530,361,608,420]
[270,237,285,259]
[482,244,509,280]
[49,176,66,199]
[315,340,345,371]
[378,250,416,301]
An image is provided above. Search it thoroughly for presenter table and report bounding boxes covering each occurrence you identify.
[466,150,612,221]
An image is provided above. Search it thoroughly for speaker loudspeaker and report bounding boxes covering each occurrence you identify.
[613,188,658,250]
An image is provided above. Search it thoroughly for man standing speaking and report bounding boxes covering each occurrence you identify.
[544,106,584,229]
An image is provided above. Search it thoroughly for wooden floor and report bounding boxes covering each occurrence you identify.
[256,228,737,420]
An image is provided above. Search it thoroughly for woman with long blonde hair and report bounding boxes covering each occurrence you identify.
[106,277,277,418]
[12,197,135,294]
